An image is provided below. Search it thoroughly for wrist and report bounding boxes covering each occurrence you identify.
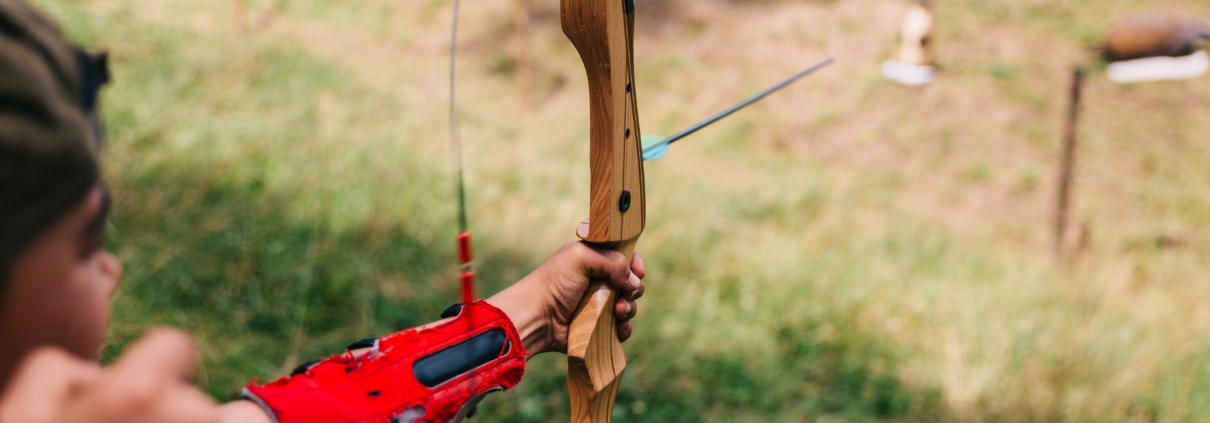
[486,277,551,355]
[217,400,274,423]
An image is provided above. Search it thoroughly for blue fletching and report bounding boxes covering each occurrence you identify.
[642,134,669,161]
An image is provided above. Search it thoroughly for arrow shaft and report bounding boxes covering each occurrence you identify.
[647,56,835,153]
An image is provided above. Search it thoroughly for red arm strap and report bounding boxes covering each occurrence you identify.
[244,300,528,423]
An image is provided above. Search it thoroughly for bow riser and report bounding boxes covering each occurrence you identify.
[560,0,645,422]
[562,0,645,244]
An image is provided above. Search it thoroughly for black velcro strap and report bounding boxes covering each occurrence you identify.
[440,303,464,319]
[413,329,506,387]
[346,338,376,351]
[290,360,318,376]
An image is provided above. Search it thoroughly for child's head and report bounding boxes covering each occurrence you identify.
[0,0,117,379]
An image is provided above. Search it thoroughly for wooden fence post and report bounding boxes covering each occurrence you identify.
[1054,67,1085,257]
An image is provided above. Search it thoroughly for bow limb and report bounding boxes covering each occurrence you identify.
[561,0,645,421]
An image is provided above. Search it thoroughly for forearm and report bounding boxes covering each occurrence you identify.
[485,276,552,356]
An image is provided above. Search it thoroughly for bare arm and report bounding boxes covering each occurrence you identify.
[1,242,645,423]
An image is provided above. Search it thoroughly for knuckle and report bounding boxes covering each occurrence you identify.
[104,372,164,412]
[114,381,161,413]
[604,253,629,275]
[129,379,161,405]
[15,347,80,378]
[24,346,71,365]
[567,242,593,259]
[609,250,628,265]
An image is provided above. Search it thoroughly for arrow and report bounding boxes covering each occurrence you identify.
[642,56,835,161]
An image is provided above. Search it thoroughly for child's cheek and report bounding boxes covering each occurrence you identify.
[62,257,117,359]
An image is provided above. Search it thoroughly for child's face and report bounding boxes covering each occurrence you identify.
[0,187,121,363]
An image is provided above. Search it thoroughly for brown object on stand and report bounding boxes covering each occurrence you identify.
[561,0,645,421]
[1054,67,1084,257]
[1103,13,1209,62]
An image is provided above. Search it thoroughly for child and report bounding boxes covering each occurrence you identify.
[0,0,646,421]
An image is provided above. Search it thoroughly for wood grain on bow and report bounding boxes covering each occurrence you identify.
[561,0,644,421]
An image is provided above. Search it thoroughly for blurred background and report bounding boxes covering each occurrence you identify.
[33,0,1210,421]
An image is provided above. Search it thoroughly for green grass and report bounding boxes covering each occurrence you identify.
[31,0,1210,421]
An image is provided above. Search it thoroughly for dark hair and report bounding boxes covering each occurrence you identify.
[0,0,106,288]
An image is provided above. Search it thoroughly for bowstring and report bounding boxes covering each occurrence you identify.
[450,0,467,236]
[450,0,475,305]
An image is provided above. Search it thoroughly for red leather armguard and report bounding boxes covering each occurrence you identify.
[244,301,528,423]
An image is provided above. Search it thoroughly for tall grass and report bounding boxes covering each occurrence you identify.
[32,0,1210,421]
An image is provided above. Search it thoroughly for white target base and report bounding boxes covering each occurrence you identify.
[1107,50,1209,84]
[881,60,936,86]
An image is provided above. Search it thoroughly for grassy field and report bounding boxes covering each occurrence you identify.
[32,0,1210,421]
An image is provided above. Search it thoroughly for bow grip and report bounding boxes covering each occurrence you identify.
[567,229,636,423]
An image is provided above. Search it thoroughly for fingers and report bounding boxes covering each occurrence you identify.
[617,321,634,343]
[0,347,102,423]
[614,298,637,321]
[613,297,638,343]
[111,328,199,381]
[570,243,637,297]
[621,272,644,301]
[86,331,202,420]
[547,231,649,349]
[614,252,643,344]
[575,219,591,240]
[1,331,217,423]
[630,252,646,279]
[82,329,212,423]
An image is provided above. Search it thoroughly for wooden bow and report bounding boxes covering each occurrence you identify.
[560,0,644,421]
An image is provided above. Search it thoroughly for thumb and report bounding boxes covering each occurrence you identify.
[111,328,199,382]
[66,329,202,423]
